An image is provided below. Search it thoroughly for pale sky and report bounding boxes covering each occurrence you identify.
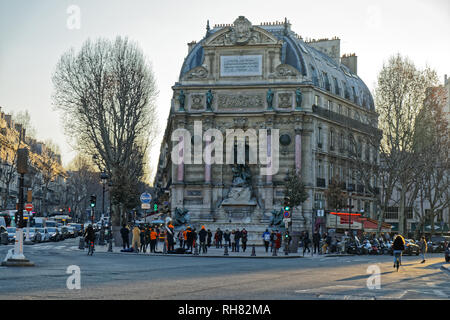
[0,0,449,179]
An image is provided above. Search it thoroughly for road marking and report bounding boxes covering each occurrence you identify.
[295,285,359,293]
[433,290,447,298]
[317,294,375,300]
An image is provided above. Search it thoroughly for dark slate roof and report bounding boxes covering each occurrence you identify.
[178,25,374,111]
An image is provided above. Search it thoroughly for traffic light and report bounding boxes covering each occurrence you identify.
[90,195,96,208]
[154,203,158,212]
[283,206,291,218]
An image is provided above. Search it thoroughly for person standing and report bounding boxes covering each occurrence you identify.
[419,236,427,263]
[230,230,236,252]
[186,227,193,252]
[150,228,158,253]
[235,228,241,252]
[177,230,184,248]
[207,229,212,248]
[183,228,188,249]
[312,230,321,254]
[275,230,282,252]
[217,228,223,248]
[241,228,248,252]
[302,231,311,256]
[166,223,175,252]
[270,230,276,252]
[262,229,271,253]
[224,229,231,249]
[132,225,141,253]
[140,227,146,253]
[120,224,130,250]
[322,232,329,254]
[198,226,208,254]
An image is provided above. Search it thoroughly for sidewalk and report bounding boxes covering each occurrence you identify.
[93,243,320,258]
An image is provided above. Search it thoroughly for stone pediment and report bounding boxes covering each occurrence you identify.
[205,16,280,47]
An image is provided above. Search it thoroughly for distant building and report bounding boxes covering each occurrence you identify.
[0,107,67,214]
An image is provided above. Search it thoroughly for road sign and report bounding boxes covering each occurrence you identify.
[283,218,291,223]
[140,193,152,203]
[25,203,33,212]
[141,203,151,210]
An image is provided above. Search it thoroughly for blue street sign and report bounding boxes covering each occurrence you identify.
[140,193,152,204]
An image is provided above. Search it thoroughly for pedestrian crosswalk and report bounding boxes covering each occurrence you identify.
[31,244,80,252]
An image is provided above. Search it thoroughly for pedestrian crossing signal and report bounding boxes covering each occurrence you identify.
[90,195,96,208]
[154,204,158,211]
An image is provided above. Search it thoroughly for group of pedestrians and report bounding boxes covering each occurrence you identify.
[212,228,249,252]
[120,224,170,253]
[261,229,289,253]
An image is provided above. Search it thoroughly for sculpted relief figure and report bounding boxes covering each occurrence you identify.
[295,88,302,109]
[178,90,185,111]
[267,89,274,110]
[206,89,214,110]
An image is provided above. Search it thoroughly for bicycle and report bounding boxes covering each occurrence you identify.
[87,240,95,256]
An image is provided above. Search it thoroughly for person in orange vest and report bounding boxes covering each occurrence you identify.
[186,227,193,252]
[183,228,188,249]
[150,228,158,253]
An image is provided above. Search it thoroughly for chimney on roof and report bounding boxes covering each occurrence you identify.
[307,38,341,64]
[341,53,358,75]
[187,41,197,54]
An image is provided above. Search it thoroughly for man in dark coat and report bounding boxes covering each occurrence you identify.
[312,230,321,254]
[235,228,241,252]
[198,226,208,254]
[120,225,130,250]
[207,229,212,248]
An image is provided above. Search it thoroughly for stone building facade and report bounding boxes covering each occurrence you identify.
[154,17,380,243]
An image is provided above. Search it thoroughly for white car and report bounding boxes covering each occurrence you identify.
[35,227,51,242]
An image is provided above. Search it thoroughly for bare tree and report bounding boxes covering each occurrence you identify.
[372,54,438,236]
[52,36,158,228]
[413,86,450,236]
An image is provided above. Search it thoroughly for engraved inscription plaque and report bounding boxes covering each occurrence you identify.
[220,55,262,77]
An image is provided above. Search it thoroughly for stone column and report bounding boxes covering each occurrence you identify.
[177,135,184,183]
[203,136,212,211]
[295,129,302,175]
[265,129,273,210]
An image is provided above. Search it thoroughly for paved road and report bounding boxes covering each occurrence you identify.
[0,239,449,300]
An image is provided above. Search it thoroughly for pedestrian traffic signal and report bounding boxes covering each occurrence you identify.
[90,195,96,208]
[283,206,291,218]
[154,203,158,212]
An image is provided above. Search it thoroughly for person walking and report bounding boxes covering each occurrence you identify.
[241,228,248,252]
[214,229,219,248]
[392,234,406,267]
[120,224,130,250]
[132,225,141,253]
[262,229,271,252]
[419,236,427,263]
[207,229,212,248]
[183,228,188,249]
[217,228,223,248]
[235,228,241,252]
[312,230,321,254]
[198,226,208,254]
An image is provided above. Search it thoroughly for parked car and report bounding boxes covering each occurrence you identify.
[47,227,61,241]
[24,227,36,242]
[65,226,76,238]
[68,223,83,236]
[429,236,450,253]
[404,239,420,255]
[35,227,50,242]
[59,226,71,239]
[7,227,16,243]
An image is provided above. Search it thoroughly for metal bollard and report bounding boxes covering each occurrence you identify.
[251,245,256,256]
[224,245,229,256]
[78,237,85,250]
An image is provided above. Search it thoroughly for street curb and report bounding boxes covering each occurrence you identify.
[91,250,304,259]
[324,254,355,257]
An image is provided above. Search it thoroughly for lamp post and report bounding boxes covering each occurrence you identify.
[100,171,108,247]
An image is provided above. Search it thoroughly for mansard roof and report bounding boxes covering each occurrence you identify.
[179,20,374,111]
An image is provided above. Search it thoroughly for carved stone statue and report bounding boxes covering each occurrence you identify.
[173,207,190,227]
[206,89,213,110]
[295,88,302,109]
[269,208,285,231]
[178,90,185,111]
[267,89,274,110]
[231,164,251,187]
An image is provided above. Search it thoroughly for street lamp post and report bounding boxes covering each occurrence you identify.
[100,171,108,247]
